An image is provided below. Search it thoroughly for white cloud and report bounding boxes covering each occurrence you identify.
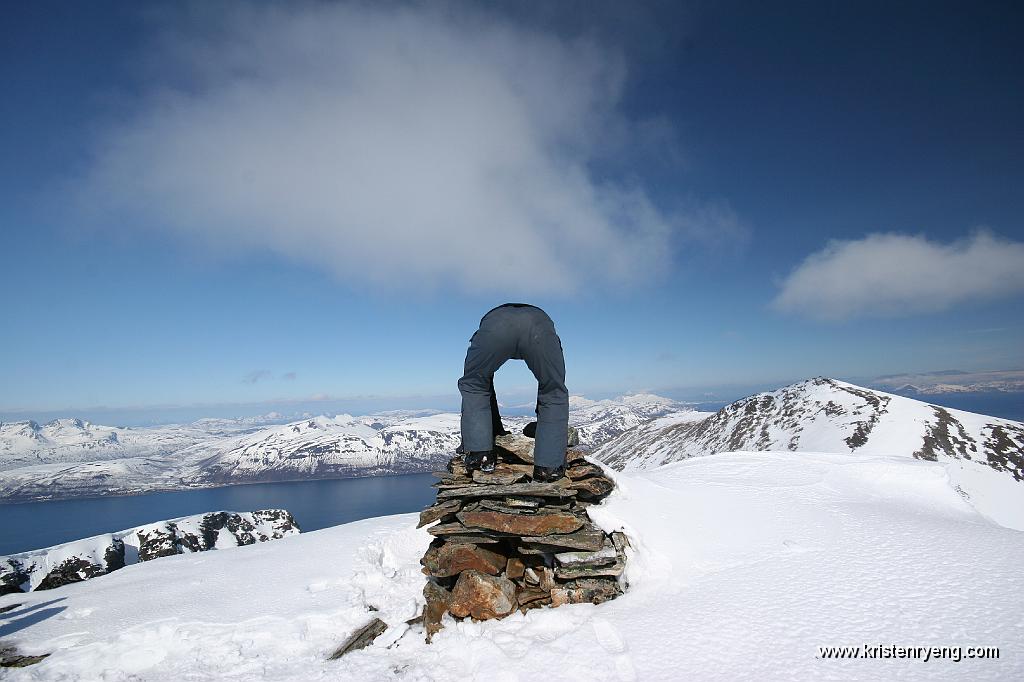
[772,230,1024,320]
[72,2,728,295]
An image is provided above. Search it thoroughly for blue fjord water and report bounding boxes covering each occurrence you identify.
[0,473,436,556]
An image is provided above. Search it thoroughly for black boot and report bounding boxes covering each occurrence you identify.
[466,451,496,473]
[532,463,565,482]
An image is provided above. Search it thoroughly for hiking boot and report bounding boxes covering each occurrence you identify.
[466,451,496,473]
[532,464,565,483]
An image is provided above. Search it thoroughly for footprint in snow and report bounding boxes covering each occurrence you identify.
[782,539,814,553]
[591,618,636,682]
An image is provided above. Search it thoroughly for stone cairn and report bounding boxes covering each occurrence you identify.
[418,432,628,641]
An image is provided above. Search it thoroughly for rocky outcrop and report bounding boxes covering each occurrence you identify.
[0,509,299,594]
[419,435,627,640]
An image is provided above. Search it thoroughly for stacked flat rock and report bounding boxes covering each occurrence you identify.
[418,433,628,641]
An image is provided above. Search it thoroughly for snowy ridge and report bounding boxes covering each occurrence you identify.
[1,509,298,594]
[0,396,693,502]
[2,453,1021,680]
[0,415,287,472]
[595,377,1024,529]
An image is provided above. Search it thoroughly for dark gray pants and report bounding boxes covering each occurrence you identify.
[458,304,569,468]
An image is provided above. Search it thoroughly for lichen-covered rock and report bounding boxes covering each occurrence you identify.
[550,578,623,606]
[448,570,518,620]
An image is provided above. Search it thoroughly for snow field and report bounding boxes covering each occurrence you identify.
[2,451,1022,680]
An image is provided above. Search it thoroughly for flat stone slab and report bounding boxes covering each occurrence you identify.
[555,543,618,567]
[471,467,528,485]
[569,476,615,500]
[495,434,537,464]
[426,522,507,541]
[554,559,624,580]
[501,497,542,509]
[458,510,584,536]
[436,482,576,501]
[566,462,606,480]
[417,499,462,528]
[520,524,607,551]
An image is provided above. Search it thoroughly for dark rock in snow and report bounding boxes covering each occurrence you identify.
[328,617,388,659]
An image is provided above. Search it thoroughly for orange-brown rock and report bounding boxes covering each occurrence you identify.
[448,570,517,620]
[421,542,507,577]
[506,557,525,580]
[471,465,528,485]
[569,475,615,500]
[423,580,451,643]
[457,510,583,536]
[516,587,550,605]
[566,462,605,480]
[566,448,587,463]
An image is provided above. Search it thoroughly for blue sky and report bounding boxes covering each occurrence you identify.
[2,0,1022,422]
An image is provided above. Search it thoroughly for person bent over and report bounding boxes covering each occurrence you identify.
[458,303,569,482]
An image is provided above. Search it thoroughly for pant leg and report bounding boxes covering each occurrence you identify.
[459,318,513,453]
[488,375,508,436]
[521,319,569,468]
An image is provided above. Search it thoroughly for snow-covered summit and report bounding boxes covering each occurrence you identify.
[595,377,1024,529]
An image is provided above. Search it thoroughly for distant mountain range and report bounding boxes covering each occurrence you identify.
[0,394,684,503]
[594,377,1024,530]
[870,368,1024,395]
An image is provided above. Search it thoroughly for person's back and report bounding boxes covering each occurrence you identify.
[458,303,569,481]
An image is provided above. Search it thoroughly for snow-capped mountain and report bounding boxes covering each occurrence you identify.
[595,377,1024,529]
[0,395,693,502]
[565,393,682,446]
[180,414,462,485]
[0,415,288,472]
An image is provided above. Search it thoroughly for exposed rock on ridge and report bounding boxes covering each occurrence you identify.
[0,509,298,595]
